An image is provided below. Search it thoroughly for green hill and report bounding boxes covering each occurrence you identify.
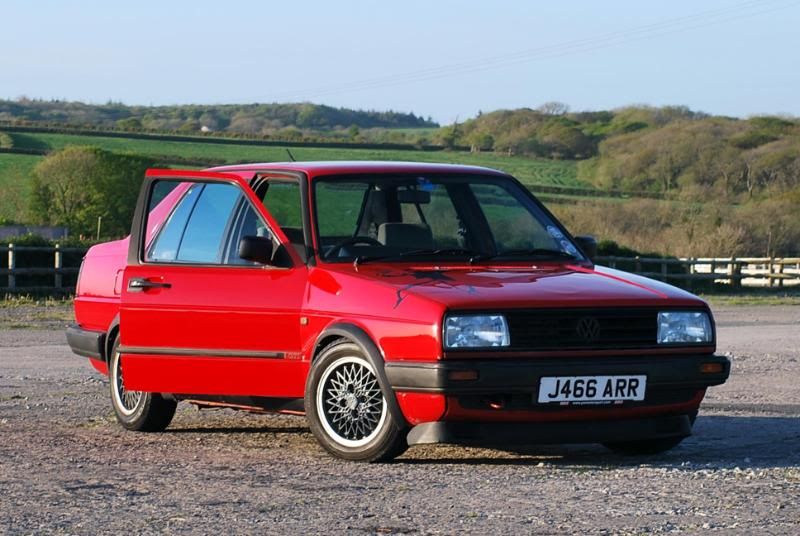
[448,106,800,200]
[0,128,583,222]
[3,101,799,258]
[0,99,437,134]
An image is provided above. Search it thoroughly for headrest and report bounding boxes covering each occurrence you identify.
[377,223,434,250]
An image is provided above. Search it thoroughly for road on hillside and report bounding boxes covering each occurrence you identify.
[1,306,798,534]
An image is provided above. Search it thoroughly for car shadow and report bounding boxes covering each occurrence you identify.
[161,415,800,469]
[167,426,310,435]
[397,415,800,469]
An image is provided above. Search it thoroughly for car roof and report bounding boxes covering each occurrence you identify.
[206,161,509,180]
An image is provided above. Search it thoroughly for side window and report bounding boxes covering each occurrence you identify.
[148,183,202,262]
[261,181,302,230]
[260,180,306,261]
[225,201,271,265]
[177,183,240,263]
[147,181,243,264]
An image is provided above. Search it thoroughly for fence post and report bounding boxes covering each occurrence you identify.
[54,244,63,289]
[687,258,695,292]
[776,258,784,288]
[7,243,15,290]
[635,256,641,274]
[727,257,734,287]
[661,260,667,282]
[768,257,775,288]
[735,259,743,289]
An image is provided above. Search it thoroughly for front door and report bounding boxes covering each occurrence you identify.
[119,170,308,398]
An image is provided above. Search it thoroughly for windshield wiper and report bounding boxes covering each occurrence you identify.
[399,248,500,265]
[398,248,482,259]
[480,248,578,261]
[354,248,485,266]
[355,247,575,266]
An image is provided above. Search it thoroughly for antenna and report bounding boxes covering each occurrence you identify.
[286,148,297,162]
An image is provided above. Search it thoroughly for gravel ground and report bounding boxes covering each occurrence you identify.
[0,305,798,534]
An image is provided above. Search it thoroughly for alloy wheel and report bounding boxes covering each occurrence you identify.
[316,356,387,448]
[111,350,143,416]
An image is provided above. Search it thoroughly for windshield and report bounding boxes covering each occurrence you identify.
[313,173,583,263]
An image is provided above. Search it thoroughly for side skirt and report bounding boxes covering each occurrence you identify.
[179,395,304,415]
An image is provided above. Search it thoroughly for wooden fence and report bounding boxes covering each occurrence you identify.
[2,244,799,293]
[2,244,84,293]
[597,256,800,288]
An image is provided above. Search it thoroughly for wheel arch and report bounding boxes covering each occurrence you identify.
[310,322,406,427]
[104,314,121,363]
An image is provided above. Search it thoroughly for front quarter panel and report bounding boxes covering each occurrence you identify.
[302,267,445,362]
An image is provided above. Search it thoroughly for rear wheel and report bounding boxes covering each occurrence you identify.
[305,341,407,462]
[108,336,176,432]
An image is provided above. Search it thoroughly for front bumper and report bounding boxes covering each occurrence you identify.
[387,354,729,446]
[385,354,730,394]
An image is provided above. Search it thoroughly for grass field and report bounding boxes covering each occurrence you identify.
[0,129,585,223]
[7,131,581,185]
[700,290,800,306]
[0,153,39,220]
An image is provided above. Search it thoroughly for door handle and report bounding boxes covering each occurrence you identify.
[128,277,172,292]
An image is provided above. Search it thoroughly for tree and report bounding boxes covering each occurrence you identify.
[30,146,154,238]
[115,117,142,130]
[467,131,494,152]
[435,124,460,149]
[537,102,569,116]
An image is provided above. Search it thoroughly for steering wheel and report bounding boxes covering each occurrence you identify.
[325,236,383,259]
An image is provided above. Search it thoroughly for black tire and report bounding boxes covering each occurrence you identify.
[305,340,407,462]
[108,336,177,432]
[603,435,687,456]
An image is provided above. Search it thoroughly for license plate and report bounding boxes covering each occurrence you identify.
[537,375,647,404]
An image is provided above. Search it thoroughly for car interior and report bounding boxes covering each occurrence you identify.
[317,182,469,261]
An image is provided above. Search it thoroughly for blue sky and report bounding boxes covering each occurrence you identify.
[1,0,798,124]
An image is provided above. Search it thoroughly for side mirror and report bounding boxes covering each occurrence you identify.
[239,235,274,264]
[574,235,597,261]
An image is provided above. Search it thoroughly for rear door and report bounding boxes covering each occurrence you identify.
[119,170,308,398]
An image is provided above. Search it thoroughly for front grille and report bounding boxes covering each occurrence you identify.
[505,308,658,351]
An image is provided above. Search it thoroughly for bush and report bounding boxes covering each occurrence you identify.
[0,131,13,148]
[729,131,778,149]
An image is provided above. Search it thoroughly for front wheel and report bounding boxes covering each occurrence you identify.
[305,341,407,462]
[109,337,176,432]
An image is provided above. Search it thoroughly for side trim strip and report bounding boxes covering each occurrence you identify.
[118,345,285,359]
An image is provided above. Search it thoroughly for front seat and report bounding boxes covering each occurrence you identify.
[377,223,434,250]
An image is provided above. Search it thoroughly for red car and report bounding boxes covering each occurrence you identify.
[67,162,729,462]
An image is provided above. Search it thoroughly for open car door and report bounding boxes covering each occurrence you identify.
[118,169,309,398]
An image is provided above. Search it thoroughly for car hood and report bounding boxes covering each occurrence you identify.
[337,263,707,311]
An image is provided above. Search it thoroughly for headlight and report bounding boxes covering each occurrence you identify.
[657,311,712,344]
[445,314,510,348]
